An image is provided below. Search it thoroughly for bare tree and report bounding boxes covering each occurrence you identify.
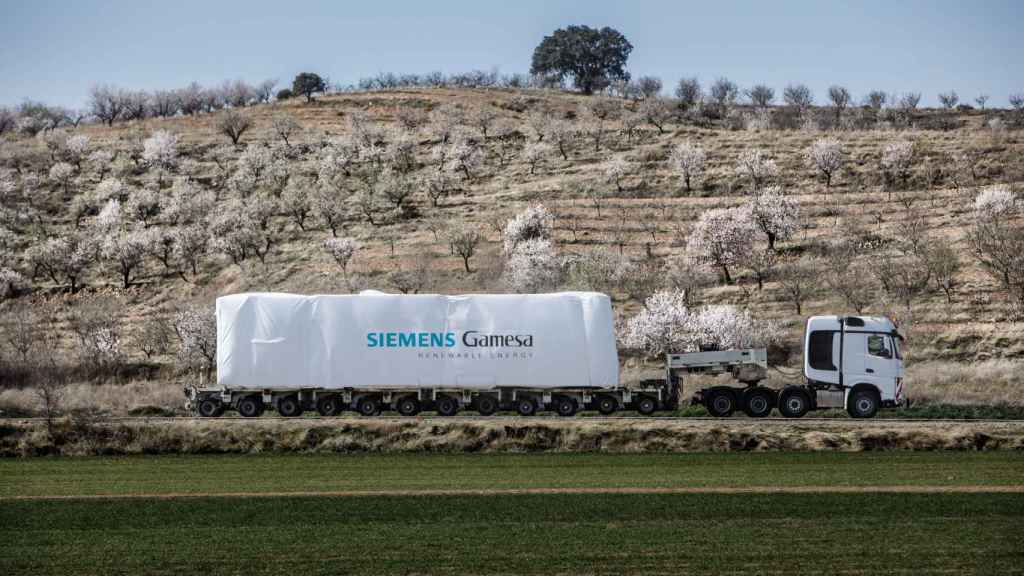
[828,85,851,123]
[863,90,887,109]
[674,77,702,111]
[938,91,959,110]
[217,110,252,145]
[88,85,125,126]
[783,84,813,111]
[449,224,482,273]
[778,262,817,315]
[271,115,301,147]
[974,94,989,109]
[710,77,739,115]
[746,84,775,108]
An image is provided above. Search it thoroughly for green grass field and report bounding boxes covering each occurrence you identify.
[2,453,1022,575]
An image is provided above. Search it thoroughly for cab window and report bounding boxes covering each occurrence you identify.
[867,335,891,358]
[808,331,837,371]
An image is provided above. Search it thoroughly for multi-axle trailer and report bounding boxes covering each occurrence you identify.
[186,293,905,419]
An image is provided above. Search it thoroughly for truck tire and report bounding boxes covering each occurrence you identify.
[197,397,223,418]
[357,396,381,417]
[705,389,735,417]
[636,396,657,416]
[778,387,811,418]
[595,395,618,415]
[237,395,262,418]
[316,395,343,417]
[277,395,303,417]
[741,387,774,418]
[396,396,421,417]
[514,397,537,417]
[554,396,578,417]
[436,396,459,416]
[847,389,880,419]
[475,395,499,416]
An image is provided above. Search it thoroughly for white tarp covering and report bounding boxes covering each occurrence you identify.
[216,292,620,391]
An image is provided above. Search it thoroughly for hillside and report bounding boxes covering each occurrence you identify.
[1,86,1022,414]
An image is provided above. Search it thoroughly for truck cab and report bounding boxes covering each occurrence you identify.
[803,315,905,417]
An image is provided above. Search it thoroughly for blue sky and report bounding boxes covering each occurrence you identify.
[0,0,1020,109]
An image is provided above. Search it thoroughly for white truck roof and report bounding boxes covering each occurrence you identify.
[806,315,899,334]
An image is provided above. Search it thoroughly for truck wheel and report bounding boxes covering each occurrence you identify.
[277,395,303,417]
[595,395,618,415]
[436,396,459,417]
[554,396,578,417]
[396,396,421,417]
[514,397,537,417]
[197,398,223,418]
[741,388,774,418]
[636,396,657,416]
[475,395,499,416]
[778,387,811,418]
[847,389,880,419]
[357,397,381,417]
[316,395,342,417]
[705,389,735,417]
[237,396,262,418]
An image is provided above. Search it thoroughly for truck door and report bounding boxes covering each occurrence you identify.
[862,334,897,399]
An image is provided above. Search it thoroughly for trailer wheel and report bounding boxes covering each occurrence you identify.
[595,395,618,415]
[474,395,499,416]
[237,395,263,418]
[357,396,381,417]
[316,395,343,417]
[396,396,421,417]
[636,396,657,416]
[847,389,880,419]
[197,397,223,418]
[778,387,811,418]
[705,389,735,417]
[436,396,459,417]
[514,397,537,417]
[554,396,578,417]
[277,395,303,417]
[741,387,774,418]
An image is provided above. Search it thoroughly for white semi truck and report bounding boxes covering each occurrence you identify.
[185,292,905,419]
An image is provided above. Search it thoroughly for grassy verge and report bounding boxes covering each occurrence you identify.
[2,492,1022,575]
[2,452,1022,498]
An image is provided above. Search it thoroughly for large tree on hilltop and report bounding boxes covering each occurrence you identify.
[292,72,327,103]
[530,25,633,95]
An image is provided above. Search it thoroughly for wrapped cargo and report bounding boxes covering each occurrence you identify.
[216,291,620,391]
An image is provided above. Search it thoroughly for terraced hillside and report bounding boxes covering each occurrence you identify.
[0,87,1022,414]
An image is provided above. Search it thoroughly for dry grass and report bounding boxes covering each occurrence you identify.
[3,417,1022,457]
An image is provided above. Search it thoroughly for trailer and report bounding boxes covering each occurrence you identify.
[185,291,678,418]
[185,292,903,418]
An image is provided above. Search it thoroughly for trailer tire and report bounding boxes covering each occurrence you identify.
[474,395,499,416]
[276,395,303,417]
[396,396,421,417]
[237,395,263,418]
[514,397,537,417]
[436,396,459,417]
[357,396,381,417]
[316,395,343,417]
[554,396,578,417]
[847,388,880,419]
[778,387,811,418]
[197,397,223,418]
[705,388,736,417]
[741,387,774,418]
[595,395,618,415]
[636,396,657,416]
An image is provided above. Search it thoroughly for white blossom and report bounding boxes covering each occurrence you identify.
[504,238,560,292]
[973,184,1017,221]
[735,149,778,190]
[685,205,756,283]
[173,306,217,371]
[142,130,179,172]
[522,141,552,174]
[324,237,359,274]
[503,204,553,255]
[881,140,916,185]
[807,137,843,186]
[603,156,630,191]
[669,141,706,192]
[748,185,800,249]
